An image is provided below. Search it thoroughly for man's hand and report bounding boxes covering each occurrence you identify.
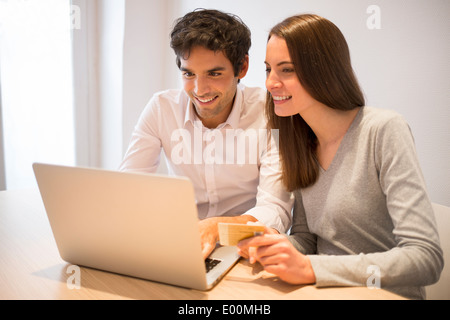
[198,215,257,259]
[198,218,219,259]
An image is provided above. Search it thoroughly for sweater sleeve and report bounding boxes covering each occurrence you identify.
[305,115,444,299]
[288,190,317,254]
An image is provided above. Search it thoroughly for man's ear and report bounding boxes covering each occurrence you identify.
[238,55,250,80]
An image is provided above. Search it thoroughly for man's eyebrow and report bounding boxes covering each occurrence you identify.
[180,66,226,72]
[207,67,226,72]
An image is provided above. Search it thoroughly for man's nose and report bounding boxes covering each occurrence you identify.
[194,77,211,96]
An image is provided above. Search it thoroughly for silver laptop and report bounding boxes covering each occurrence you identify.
[32,162,240,291]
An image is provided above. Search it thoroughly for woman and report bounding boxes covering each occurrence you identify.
[238,14,443,300]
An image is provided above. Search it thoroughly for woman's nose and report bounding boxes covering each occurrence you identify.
[265,71,282,91]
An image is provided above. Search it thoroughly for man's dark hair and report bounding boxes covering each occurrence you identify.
[170,9,251,76]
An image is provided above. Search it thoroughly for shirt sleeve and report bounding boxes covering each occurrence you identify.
[306,115,444,297]
[119,97,162,173]
[243,131,294,233]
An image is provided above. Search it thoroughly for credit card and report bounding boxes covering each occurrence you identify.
[218,223,265,246]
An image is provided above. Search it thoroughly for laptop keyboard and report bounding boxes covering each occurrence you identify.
[205,258,221,272]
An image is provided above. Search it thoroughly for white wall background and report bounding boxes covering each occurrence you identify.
[0,0,75,189]
[88,0,449,206]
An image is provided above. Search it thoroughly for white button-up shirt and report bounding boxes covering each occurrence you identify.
[119,84,293,232]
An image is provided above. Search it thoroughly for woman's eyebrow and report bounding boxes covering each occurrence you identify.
[264,61,294,66]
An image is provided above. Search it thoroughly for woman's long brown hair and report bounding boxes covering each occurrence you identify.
[265,14,365,191]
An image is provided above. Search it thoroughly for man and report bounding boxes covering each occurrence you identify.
[119,9,293,258]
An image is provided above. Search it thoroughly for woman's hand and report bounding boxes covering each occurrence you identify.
[237,231,316,285]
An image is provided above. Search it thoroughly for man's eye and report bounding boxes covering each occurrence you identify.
[209,72,221,77]
[183,72,194,78]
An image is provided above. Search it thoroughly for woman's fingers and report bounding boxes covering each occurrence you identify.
[238,234,288,264]
[238,233,284,250]
[239,233,316,285]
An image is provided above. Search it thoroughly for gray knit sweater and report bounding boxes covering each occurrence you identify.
[288,106,444,300]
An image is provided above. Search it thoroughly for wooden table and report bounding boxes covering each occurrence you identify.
[0,189,405,300]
